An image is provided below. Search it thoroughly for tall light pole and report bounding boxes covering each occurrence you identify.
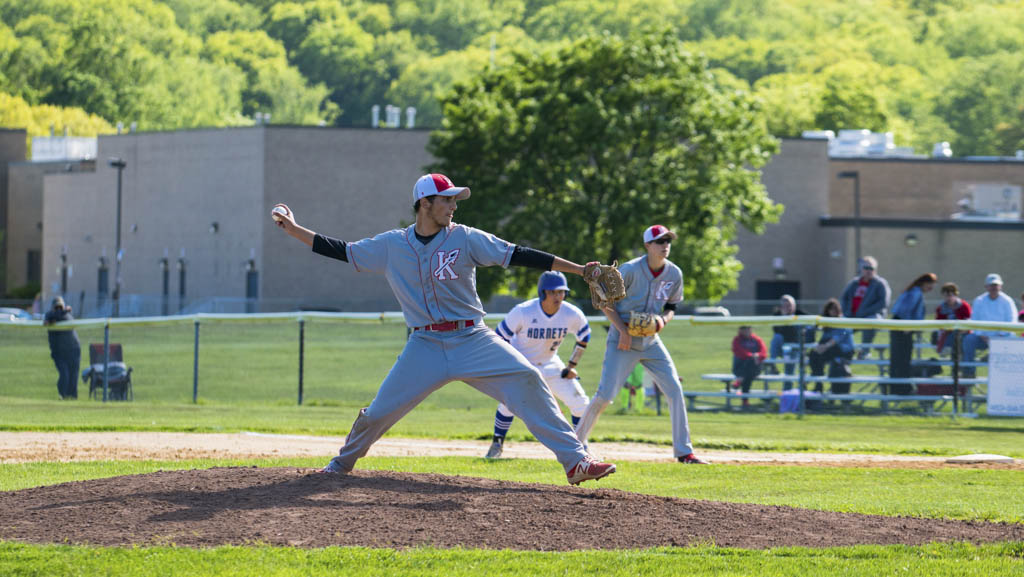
[108,157,127,317]
[837,170,861,267]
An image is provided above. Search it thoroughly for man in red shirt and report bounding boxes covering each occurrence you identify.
[839,256,891,358]
[731,325,767,408]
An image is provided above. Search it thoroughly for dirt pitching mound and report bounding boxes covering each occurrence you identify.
[1,467,1021,551]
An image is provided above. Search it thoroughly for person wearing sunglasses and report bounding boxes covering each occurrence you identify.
[574,224,708,464]
[839,256,891,359]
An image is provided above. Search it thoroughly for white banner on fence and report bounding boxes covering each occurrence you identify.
[987,338,1024,417]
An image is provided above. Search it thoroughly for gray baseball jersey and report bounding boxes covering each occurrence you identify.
[575,254,695,457]
[345,223,514,327]
[324,222,589,473]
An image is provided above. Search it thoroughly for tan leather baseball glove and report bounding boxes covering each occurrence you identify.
[627,312,663,337]
[583,261,625,310]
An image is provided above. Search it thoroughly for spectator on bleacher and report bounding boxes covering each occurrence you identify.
[962,273,1019,377]
[889,273,938,386]
[934,282,971,356]
[840,256,891,359]
[731,325,767,407]
[768,295,814,389]
[809,298,855,396]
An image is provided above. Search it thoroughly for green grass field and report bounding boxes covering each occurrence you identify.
[1,319,1021,576]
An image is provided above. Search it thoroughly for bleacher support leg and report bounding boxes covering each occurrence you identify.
[102,322,110,403]
[797,324,806,416]
[193,319,200,404]
[298,319,305,406]
[952,330,960,418]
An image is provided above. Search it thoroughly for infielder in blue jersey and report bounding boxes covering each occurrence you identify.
[574,225,709,464]
[485,271,592,459]
[271,173,616,485]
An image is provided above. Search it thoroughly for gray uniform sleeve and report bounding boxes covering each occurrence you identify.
[668,269,684,304]
[465,227,515,268]
[344,231,392,273]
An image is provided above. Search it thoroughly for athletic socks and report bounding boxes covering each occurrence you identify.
[493,409,514,439]
[494,410,580,438]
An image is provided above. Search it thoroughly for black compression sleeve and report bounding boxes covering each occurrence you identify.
[312,234,348,262]
[663,302,678,312]
[508,245,556,270]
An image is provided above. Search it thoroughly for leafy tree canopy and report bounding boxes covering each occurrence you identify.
[3,1,1024,155]
[429,31,781,302]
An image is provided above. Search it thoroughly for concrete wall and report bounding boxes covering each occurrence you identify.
[823,157,1024,306]
[6,161,94,292]
[39,126,433,314]
[33,126,1024,315]
[43,128,264,314]
[0,129,27,295]
[829,158,1024,219]
[827,224,1024,306]
[730,139,846,306]
[261,127,432,311]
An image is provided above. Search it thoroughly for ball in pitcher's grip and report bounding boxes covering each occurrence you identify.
[271,205,290,222]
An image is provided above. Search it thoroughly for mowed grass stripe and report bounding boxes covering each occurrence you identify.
[0,539,1022,577]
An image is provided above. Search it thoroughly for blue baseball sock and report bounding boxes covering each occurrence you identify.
[493,409,514,439]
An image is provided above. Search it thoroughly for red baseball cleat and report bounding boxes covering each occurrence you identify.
[567,456,616,485]
[678,453,710,465]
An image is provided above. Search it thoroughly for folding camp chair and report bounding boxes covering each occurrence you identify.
[83,343,134,401]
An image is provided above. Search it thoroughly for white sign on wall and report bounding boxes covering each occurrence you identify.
[987,338,1024,417]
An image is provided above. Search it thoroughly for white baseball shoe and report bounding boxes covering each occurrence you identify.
[485,436,504,459]
[319,457,346,474]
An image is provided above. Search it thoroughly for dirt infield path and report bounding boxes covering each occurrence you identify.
[1,432,1019,469]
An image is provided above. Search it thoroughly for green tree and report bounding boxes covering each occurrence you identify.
[203,29,335,123]
[429,31,781,302]
[812,62,889,132]
[935,52,1024,156]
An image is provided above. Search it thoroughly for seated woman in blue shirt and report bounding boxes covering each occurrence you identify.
[809,298,856,395]
[889,273,938,387]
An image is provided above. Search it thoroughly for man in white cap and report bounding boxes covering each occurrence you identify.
[962,273,1018,376]
[574,224,708,464]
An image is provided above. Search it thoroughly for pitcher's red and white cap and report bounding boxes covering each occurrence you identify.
[643,224,677,243]
[413,173,471,201]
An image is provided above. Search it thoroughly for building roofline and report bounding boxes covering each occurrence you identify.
[820,216,1024,230]
[829,156,1024,166]
[95,124,435,139]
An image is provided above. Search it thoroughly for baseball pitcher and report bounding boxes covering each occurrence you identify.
[574,225,709,464]
[271,173,616,485]
[485,271,592,459]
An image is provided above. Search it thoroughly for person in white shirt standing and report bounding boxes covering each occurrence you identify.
[963,273,1019,376]
[485,271,592,459]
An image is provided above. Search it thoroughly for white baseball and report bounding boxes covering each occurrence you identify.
[271,206,290,222]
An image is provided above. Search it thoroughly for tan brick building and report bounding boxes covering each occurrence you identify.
[5,125,1024,316]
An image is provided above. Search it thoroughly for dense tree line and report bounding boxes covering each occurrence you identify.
[2,1,1024,155]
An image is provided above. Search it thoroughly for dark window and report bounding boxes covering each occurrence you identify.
[177,258,186,312]
[26,250,41,284]
[245,263,258,314]
[755,280,801,315]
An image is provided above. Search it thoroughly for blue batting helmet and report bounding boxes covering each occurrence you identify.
[537,271,570,300]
